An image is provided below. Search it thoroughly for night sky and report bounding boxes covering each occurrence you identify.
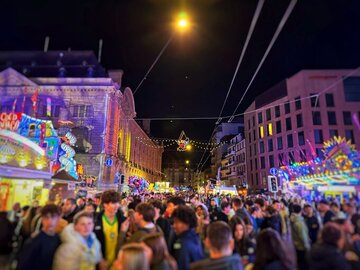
[2,0,360,167]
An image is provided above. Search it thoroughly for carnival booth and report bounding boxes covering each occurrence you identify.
[279,137,360,202]
[0,112,60,210]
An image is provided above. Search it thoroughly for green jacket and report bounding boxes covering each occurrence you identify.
[290,213,310,251]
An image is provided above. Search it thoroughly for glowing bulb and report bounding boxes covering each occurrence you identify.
[36,163,43,170]
[19,159,28,167]
[186,144,192,151]
[178,19,187,28]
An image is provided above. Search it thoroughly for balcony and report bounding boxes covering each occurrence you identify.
[226,150,235,157]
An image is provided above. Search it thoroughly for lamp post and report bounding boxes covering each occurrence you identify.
[133,13,191,95]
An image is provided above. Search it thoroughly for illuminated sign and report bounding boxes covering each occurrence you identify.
[0,112,22,131]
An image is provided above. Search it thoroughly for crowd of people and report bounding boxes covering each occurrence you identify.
[1,190,360,270]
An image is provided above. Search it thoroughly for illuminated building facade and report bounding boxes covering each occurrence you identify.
[0,51,163,191]
[244,69,360,190]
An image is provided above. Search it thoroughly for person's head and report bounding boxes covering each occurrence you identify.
[330,202,340,213]
[63,198,76,214]
[196,204,209,219]
[243,216,254,235]
[172,205,197,235]
[12,202,21,211]
[166,197,185,217]
[231,198,243,211]
[265,205,278,217]
[320,222,345,249]
[292,204,302,215]
[85,203,96,214]
[254,198,265,209]
[41,204,61,235]
[114,243,150,270]
[205,222,234,258]
[254,228,295,270]
[318,200,330,213]
[135,203,155,225]
[303,204,313,217]
[142,233,176,269]
[210,198,217,207]
[229,215,247,241]
[32,200,39,208]
[245,199,254,210]
[77,197,85,207]
[73,211,94,238]
[272,200,281,211]
[221,201,231,214]
[333,218,354,235]
[21,205,30,217]
[102,190,120,217]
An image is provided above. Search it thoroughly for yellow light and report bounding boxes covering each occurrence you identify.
[186,144,192,151]
[35,163,43,170]
[19,159,28,167]
[178,19,188,28]
[259,126,264,138]
[268,123,273,136]
[185,160,190,164]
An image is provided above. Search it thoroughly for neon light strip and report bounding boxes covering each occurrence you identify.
[0,128,45,156]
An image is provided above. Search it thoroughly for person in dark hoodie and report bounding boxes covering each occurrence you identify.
[17,204,61,270]
[190,221,243,270]
[308,222,353,270]
[260,206,282,234]
[170,205,204,270]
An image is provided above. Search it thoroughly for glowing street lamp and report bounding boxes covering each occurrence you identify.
[186,144,192,151]
[185,160,190,165]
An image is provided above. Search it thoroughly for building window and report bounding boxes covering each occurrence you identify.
[344,77,360,102]
[276,120,282,134]
[278,153,285,166]
[259,141,265,153]
[255,174,259,185]
[267,123,273,136]
[73,105,93,118]
[260,156,265,169]
[269,155,274,168]
[289,151,295,163]
[312,111,322,125]
[295,96,301,110]
[326,93,335,107]
[259,126,264,139]
[252,116,255,126]
[314,129,324,144]
[345,130,355,144]
[266,109,271,121]
[277,137,283,150]
[258,112,263,124]
[248,132,251,143]
[254,144,257,155]
[296,114,303,128]
[275,106,280,117]
[343,111,352,125]
[250,159,253,170]
[300,150,307,162]
[287,134,293,148]
[253,129,256,141]
[284,102,290,114]
[268,139,273,152]
[316,148,324,159]
[329,129,338,138]
[310,93,320,107]
[327,111,337,125]
[298,131,305,146]
[255,158,258,170]
[286,117,292,131]
[248,120,250,130]
[249,146,252,157]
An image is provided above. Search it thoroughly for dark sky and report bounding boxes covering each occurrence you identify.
[2,0,360,167]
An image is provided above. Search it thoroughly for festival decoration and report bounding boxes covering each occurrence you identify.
[177,131,190,151]
[56,132,78,180]
[279,136,360,189]
[31,90,38,116]
[128,176,149,194]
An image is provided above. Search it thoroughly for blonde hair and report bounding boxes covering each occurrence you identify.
[118,243,150,270]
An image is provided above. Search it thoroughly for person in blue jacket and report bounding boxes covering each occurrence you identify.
[169,205,204,270]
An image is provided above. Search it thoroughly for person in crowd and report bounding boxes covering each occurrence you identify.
[252,228,296,270]
[17,204,62,270]
[0,211,13,269]
[142,233,178,270]
[190,221,243,270]
[165,197,186,219]
[170,205,204,270]
[330,202,346,219]
[94,190,126,268]
[254,198,266,213]
[229,215,256,265]
[7,202,21,224]
[249,206,264,233]
[195,204,210,242]
[151,200,172,242]
[120,203,161,244]
[290,204,310,270]
[308,222,353,270]
[213,201,231,223]
[53,211,106,270]
[260,206,282,234]
[77,197,86,211]
[232,198,252,223]
[113,243,151,270]
[317,200,335,225]
[303,204,320,244]
[62,198,78,223]
[208,198,220,222]
[85,202,97,214]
